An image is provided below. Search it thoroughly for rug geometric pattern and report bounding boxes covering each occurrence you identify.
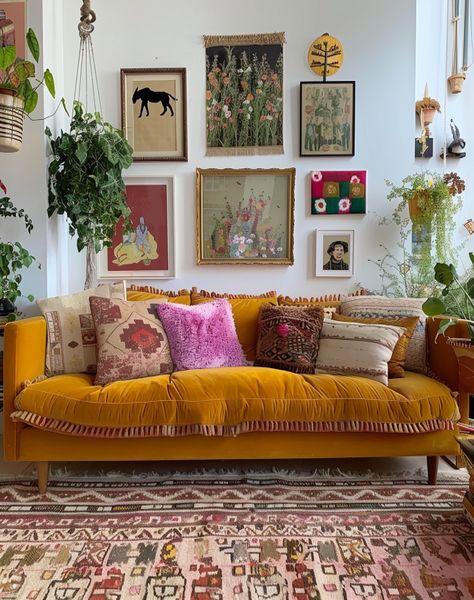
[0,473,472,599]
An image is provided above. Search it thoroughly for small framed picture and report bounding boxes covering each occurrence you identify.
[311,170,367,215]
[196,167,295,265]
[315,229,354,277]
[0,1,26,57]
[97,176,175,280]
[300,81,355,156]
[121,68,188,161]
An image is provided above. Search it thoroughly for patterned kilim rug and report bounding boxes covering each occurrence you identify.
[0,468,473,599]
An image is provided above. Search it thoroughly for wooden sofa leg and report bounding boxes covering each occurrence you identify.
[37,462,49,494]
[427,456,439,485]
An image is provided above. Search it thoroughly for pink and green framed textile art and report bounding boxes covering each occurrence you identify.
[121,68,187,161]
[300,81,355,156]
[196,168,295,265]
[311,170,367,215]
[97,176,175,280]
[204,33,284,156]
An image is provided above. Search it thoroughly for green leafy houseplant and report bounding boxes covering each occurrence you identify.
[46,101,133,288]
[422,253,474,341]
[0,179,39,321]
[370,171,464,297]
[0,27,55,113]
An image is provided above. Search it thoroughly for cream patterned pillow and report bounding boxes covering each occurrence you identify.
[38,282,126,375]
[340,295,427,373]
[315,320,405,385]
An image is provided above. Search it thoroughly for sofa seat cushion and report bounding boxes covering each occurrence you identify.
[12,369,459,438]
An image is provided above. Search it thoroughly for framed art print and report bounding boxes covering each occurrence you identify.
[0,0,26,57]
[97,176,175,280]
[300,81,355,156]
[311,170,367,214]
[196,168,295,265]
[315,229,354,277]
[121,68,187,161]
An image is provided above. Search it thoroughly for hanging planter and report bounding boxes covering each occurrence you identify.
[0,89,24,152]
[448,72,466,93]
[407,194,423,221]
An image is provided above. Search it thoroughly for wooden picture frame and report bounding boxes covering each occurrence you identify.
[121,68,188,161]
[300,81,355,157]
[315,229,354,277]
[196,168,295,265]
[97,176,175,280]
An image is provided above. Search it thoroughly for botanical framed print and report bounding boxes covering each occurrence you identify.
[311,170,367,214]
[300,81,355,156]
[204,33,284,156]
[315,229,354,277]
[121,68,187,161]
[97,176,175,280]
[196,168,295,264]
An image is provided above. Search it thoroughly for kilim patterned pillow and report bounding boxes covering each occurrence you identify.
[90,296,172,385]
[37,282,126,376]
[255,304,325,373]
[341,295,427,373]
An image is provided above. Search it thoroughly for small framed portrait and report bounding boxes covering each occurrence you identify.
[300,81,355,156]
[121,68,188,161]
[97,176,175,280]
[315,229,354,277]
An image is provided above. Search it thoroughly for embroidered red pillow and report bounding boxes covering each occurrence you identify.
[255,304,325,373]
[90,296,172,385]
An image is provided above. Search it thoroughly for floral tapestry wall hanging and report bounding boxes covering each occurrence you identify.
[204,33,285,156]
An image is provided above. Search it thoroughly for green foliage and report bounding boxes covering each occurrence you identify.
[370,171,464,298]
[46,101,133,253]
[0,182,39,319]
[0,28,56,114]
[422,253,474,340]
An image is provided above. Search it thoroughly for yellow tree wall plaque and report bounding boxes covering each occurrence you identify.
[307,33,344,81]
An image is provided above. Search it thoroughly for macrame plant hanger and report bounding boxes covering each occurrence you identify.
[74,0,103,289]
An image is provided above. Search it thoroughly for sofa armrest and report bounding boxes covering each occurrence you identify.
[426,316,470,391]
[3,316,47,460]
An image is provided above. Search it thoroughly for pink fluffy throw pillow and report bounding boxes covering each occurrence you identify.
[155,299,247,371]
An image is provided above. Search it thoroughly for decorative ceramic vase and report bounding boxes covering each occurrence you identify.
[418,107,437,126]
[0,90,24,153]
[448,73,466,94]
[447,337,474,393]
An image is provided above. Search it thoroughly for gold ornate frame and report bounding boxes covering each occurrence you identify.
[196,168,295,265]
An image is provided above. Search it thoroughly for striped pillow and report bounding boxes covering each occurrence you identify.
[315,320,405,385]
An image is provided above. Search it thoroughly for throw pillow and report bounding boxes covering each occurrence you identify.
[156,299,247,371]
[255,304,325,373]
[340,295,427,373]
[191,288,278,361]
[315,320,405,385]
[90,296,172,385]
[37,282,126,375]
[127,284,191,305]
[332,314,420,378]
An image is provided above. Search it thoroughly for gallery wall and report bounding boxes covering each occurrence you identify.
[4,0,473,313]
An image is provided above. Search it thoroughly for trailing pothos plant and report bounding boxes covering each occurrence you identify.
[0,179,39,320]
[46,101,133,288]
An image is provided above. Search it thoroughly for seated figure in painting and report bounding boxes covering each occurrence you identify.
[113,216,159,266]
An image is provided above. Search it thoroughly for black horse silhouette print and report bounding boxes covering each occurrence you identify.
[132,87,177,118]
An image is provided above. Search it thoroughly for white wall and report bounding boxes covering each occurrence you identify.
[11,0,472,306]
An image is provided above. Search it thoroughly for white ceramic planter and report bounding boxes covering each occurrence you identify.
[0,92,24,152]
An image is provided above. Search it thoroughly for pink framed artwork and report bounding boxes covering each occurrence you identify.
[97,176,175,280]
[0,1,26,57]
[311,170,367,215]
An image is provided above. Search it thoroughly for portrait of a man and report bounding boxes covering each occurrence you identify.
[323,240,349,270]
[316,230,353,277]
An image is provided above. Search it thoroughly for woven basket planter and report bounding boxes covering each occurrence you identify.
[0,91,25,153]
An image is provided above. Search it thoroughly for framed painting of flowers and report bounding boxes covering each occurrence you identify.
[311,170,367,215]
[300,81,355,156]
[196,168,295,265]
[204,33,285,156]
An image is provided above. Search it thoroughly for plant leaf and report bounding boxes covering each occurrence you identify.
[26,28,40,62]
[435,318,457,342]
[24,89,38,113]
[75,142,87,164]
[422,297,446,316]
[44,68,56,98]
[14,60,35,82]
[470,252,474,266]
[433,262,455,286]
[466,277,474,299]
[0,46,16,70]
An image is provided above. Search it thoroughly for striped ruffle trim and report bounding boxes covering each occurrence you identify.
[10,410,455,439]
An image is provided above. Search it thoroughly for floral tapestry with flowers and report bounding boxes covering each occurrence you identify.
[311,170,367,215]
[203,33,285,156]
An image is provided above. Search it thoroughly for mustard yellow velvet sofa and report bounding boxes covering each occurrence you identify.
[2,288,468,493]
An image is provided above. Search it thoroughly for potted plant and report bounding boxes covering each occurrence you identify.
[0,26,57,152]
[0,179,39,322]
[46,101,133,289]
[415,89,441,127]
